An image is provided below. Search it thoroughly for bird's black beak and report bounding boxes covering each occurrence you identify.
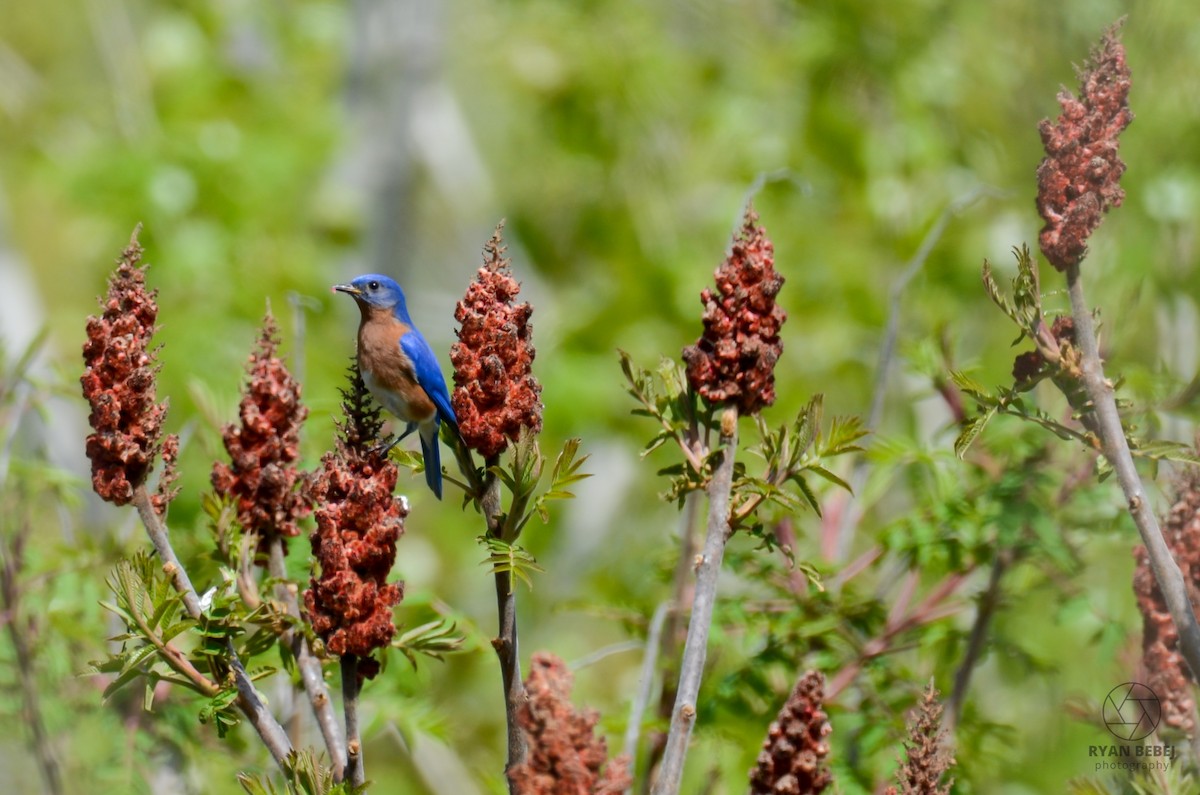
[332,283,362,296]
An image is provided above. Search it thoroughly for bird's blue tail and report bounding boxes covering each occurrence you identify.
[420,421,443,500]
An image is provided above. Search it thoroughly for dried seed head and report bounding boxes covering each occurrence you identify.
[508,652,632,795]
[451,221,543,459]
[303,364,404,674]
[1134,464,1200,735]
[884,682,955,795]
[1036,23,1133,271]
[1012,315,1077,383]
[81,226,170,506]
[211,313,312,553]
[749,670,833,794]
[683,207,786,415]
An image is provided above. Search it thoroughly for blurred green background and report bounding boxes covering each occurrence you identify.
[3,0,1200,792]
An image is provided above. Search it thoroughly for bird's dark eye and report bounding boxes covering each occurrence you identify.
[367,280,380,291]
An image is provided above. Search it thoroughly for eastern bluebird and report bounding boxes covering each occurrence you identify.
[333,274,458,499]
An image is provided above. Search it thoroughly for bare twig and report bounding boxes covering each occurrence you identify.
[730,169,811,249]
[642,491,701,793]
[828,187,999,560]
[1,523,63,795]
[652,414,738,795]
[267,538,346,778]
[286,291,320,387]
[945,551,1009,733]
[82,0,159,141]
[130,486,294,770]
[569,641,643,670]
[1065,264,1200,678]
[622,599,671,791]
[341,655,364,787]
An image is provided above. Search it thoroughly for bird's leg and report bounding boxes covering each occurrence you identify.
[372,423,417,456]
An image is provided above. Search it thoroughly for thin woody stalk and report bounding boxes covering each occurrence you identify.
[342,655,364,788]
[624,599,672,792]
[132,486,294,768]
[1065,267,1200,677]
[211,313,337,772]
[650,207,785,792]
[642,492,701,789]
[83,231,293,770]
[449,224,542,788]
[1030,25,1200,678]
[267,539,346,777]
[494,572,526,779]
[483,462,528,782]
[652,416,738,795]
[945,552,1008,733]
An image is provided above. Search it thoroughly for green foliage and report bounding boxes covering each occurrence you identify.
[536,437,591,520]
[238,750,366,795]
[620,351,710,502]
[477,536,545,592]
[94,550,267,738]
[393,619,468,670]
[736,396,867,519]
[94,552,209,700]
[884,431,1080,573]
[960,247,1200,476]
[982,244,1045,341]
[93,539,292,741]
[1068,764,1197,795]
[950,367,1091,457]
[483,431,591,542]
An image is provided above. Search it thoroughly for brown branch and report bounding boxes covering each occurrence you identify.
[945,551,1009,734]
[482,457,527,790]
[341,654,364,788]
[131,486,293,770]
[652,412,738,795]
[827,187,998,560]
[130,604,219,696]
[1064,264,1200,678]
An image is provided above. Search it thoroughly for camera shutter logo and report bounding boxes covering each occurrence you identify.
[1103,682,1161,742]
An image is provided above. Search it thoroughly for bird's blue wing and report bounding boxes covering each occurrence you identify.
[399,329,458,429]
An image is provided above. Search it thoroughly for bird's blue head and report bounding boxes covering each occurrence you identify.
[332,274,411,319]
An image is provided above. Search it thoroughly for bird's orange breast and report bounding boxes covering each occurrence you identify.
[357,308,437,423]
